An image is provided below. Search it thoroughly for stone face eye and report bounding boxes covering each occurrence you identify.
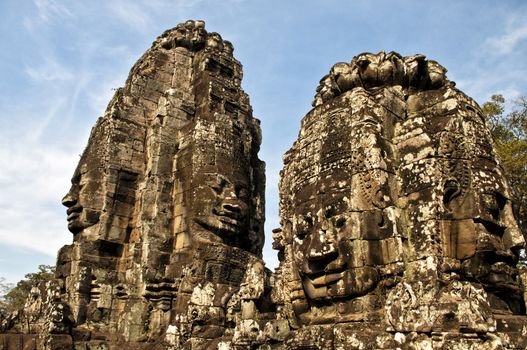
[483,192,506,221]
[325,207,335,219]
[208,176,227,194]
[211,184,223,194]
[335,216,346,228]
[295,224,308,240]
[296,229,307,240]
[295,216,312,240]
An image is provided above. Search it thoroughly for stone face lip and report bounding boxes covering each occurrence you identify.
[2,32,527,350]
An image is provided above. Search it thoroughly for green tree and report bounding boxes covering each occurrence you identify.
[482,95,527,242]
[3,265,55,312]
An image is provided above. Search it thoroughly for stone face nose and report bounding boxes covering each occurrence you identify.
[502,205,526,252]
[506,226,526,253]
[306,229,338,262]
[61,192,77,208]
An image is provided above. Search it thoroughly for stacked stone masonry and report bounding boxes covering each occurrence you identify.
[1,21,526,349]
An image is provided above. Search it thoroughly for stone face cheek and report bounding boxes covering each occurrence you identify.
[1,26,526,350]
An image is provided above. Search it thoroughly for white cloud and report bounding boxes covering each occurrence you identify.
[23,0,74,30]
[454,67,527,105]
[34,0,73,22]
[0,145,77,256]
[25,59,74,82]
[484,15,527,56]
[105,0,206,31]
[453,10,527,105]
[106,1,153,31]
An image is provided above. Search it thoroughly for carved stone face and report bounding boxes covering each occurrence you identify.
[292,200,381,301]
[433,112,526,311]
[445,169,525,297]
[193,173,250,240]
[62,165,103,234]
[292,127,398,306]
[284,103,400,318]
[185,117,264,255]
[463,193,523,289]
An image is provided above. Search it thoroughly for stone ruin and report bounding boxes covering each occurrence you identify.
[1,21,527,349]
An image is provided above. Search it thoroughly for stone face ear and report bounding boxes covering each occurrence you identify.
[443,179,461,207]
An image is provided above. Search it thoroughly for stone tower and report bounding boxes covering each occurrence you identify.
[1,20,267,349]
[274,52,527,348]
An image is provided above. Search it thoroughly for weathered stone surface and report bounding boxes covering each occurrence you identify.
[1,20,268,349]
[2,28,527,349]
[275,51,527,348]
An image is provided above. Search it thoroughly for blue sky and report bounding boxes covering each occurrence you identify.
[1,0,527,284]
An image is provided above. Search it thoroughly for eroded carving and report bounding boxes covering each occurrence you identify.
[1,20,268,350]
[276,52,527,348]
[312,51,448,107]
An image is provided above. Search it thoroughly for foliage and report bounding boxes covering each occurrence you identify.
[482,95,527,243]
[0,277,13,299]
[2,265,55,313]
[0,277,14,322]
